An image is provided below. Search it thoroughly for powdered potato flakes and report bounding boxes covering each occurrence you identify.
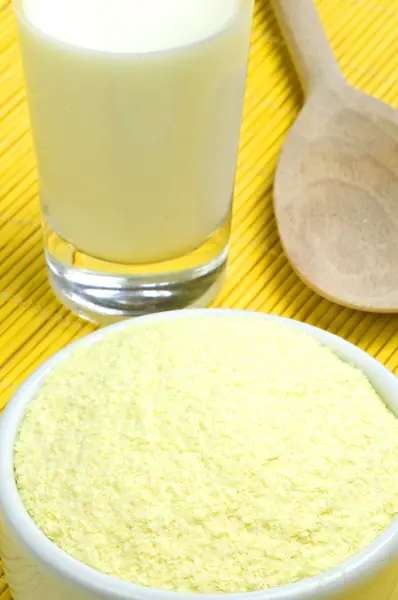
[14,317,398,593]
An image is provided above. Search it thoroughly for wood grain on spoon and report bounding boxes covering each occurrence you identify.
[272,0,398,312]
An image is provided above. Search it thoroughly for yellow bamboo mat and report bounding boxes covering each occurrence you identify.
[1,0,398,596]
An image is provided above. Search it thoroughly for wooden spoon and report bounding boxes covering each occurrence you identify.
[272,0,398,312]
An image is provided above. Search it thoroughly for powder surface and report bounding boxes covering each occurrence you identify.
[14,316,398,593]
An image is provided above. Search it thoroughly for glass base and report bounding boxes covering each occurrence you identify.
[44,221,229,325]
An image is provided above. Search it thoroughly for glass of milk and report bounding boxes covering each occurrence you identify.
[14,0,254,324]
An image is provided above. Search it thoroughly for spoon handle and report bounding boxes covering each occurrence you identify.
[271,0,343,94]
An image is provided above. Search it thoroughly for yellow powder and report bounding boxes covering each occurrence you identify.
[14,317,398,593]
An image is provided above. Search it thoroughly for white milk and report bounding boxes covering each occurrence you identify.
[18,0,253,263]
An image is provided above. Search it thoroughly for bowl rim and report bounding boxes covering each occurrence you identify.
[1,308,398,600]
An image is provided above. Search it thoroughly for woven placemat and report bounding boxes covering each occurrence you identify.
[2,0,398,596]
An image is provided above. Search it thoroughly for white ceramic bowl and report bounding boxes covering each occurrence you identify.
[1,309,398,600]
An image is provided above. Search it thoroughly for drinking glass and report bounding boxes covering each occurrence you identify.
[14,0,254,324]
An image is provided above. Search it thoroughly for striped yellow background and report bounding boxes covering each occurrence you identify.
[1,0,398,596]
